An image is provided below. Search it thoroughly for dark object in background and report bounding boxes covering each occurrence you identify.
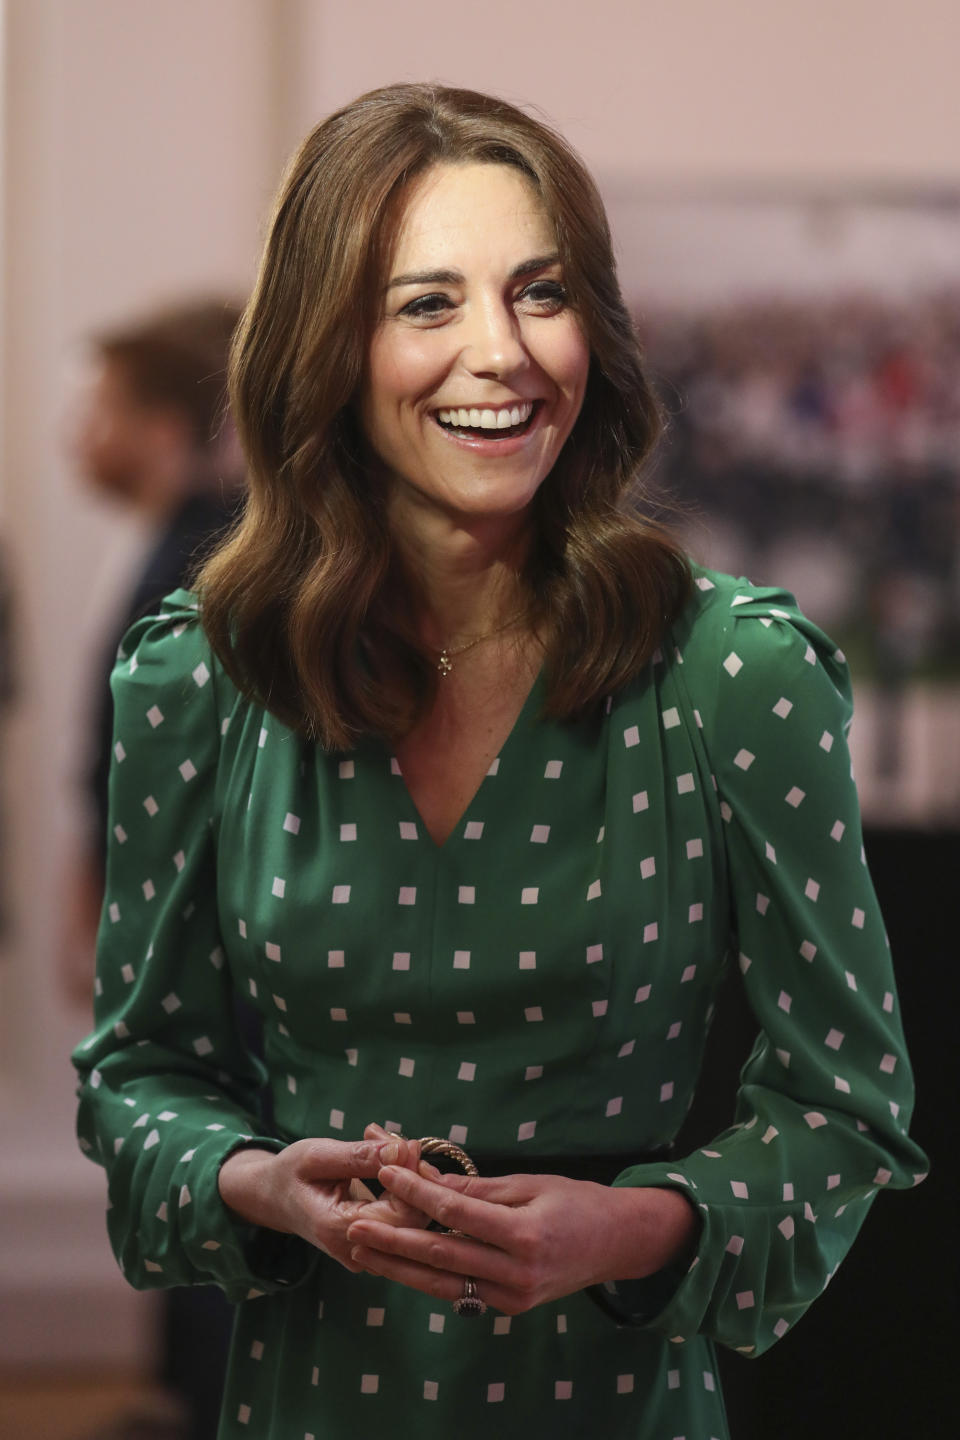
[86,490,237,873]
[680,829,954,1440]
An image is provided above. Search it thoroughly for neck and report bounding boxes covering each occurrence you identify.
[390,502,533,647]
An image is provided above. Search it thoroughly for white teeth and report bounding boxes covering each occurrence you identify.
[436,402,534,430]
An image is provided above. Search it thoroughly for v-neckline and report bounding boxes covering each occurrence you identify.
[390,665,545,852]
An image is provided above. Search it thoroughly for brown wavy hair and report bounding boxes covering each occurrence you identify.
[197,83,690,748]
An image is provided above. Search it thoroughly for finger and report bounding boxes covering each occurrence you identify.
[404,1137,422,1170]
[361,1192,433,1229]
[362,1123,420,1165]
[346,1215,520,1289]
[332,1244,366,1275]
[376,1165,534,1246]
[415,1170,539,1205]
[350,1243,469,1301]
[337,1142,428,1227]
[350,1244,519,1314]
[295,1138,400,1181]
[312,1180,372,1227]
[363,1123,406,1154]
[363,1124,422,1170]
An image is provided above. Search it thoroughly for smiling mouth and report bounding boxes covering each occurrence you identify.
[434,401,537,439]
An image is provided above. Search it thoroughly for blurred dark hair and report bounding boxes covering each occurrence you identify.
[94,299,243,448]
[198,83,690,747]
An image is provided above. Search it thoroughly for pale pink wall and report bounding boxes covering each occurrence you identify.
[0,0,280,1367]
[290,0,960,186]
[2,0,279,1083]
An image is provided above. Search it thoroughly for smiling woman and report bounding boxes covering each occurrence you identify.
[196,83,682,750]
[360,162,589,539]
[73,83,926,1440]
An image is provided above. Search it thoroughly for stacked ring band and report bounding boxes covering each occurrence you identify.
[418,1137,488,1317]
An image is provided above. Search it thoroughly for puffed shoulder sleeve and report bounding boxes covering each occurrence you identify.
[605,573,928,1353]
[72,592,316,1301]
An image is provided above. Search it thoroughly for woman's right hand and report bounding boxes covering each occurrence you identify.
[217,1127,429,1273]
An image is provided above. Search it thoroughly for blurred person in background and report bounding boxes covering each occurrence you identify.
[62,298,244,1007]
[63,298,244,1440]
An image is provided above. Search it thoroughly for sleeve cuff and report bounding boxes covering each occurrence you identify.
[584,1161,702,1328]
[586,1258,690,1326]
[191,1134,319,1302]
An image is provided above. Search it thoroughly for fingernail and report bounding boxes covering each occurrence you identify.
[418,1160,442,1180]
[350,1247,363,1263]
[379,1141,399,1165]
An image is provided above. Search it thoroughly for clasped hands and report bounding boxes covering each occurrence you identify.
[217,1121,697,1315]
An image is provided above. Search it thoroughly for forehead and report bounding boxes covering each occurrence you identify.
[71,351,134,409]
[387,162,556,272]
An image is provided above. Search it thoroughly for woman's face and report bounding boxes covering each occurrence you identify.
[358,162,590,536]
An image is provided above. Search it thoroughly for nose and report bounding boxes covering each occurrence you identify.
[461,295,528,380]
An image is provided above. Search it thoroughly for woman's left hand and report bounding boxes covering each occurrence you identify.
[345,1164,698,1315]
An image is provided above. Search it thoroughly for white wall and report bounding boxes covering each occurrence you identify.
[1,0,956,1370]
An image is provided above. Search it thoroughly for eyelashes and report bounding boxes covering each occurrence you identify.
[398,293,455,319]
[519,280,567,312]
[396,279,569,323]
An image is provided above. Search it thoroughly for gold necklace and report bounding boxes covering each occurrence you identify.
[435,611,526,676]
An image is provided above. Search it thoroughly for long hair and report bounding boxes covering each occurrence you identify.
[197,83,690,747]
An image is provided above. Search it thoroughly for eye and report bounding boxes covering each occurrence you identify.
[517,279,568,314]
[397,292,455,321]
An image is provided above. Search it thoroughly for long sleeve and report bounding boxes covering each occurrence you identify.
[605,575,928,1354]
[72,592,315,1302]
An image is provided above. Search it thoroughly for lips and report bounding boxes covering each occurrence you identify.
[434,400,536,437]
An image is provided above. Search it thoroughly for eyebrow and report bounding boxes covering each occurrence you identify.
[386,253,561,290]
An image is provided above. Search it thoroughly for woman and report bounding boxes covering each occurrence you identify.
[74,84,926,1440]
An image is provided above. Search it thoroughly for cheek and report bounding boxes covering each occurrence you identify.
[542,323,591,401]
[367,333,448,417]
[79,417,122,468]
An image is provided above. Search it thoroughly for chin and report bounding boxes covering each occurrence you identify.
[445,486,542,524]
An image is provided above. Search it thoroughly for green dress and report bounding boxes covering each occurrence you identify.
[73,569,926,1440]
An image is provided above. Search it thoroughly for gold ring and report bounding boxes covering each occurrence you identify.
[417,1137,480,1176]
[419,1139,486,1314]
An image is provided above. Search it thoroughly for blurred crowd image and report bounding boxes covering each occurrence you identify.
[641,286,960,682]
